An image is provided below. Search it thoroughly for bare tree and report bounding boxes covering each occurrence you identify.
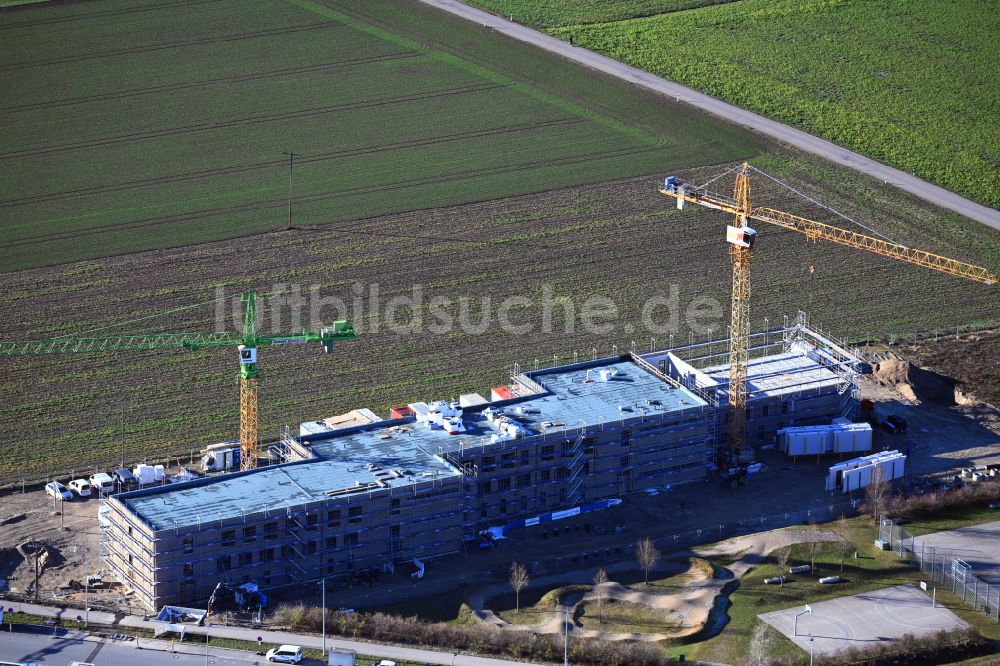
[592,568,608,623]
[865,465,890,524]
[775,546,790,586]
[747,620,776,666]
[806,519,822,574]
[837,514,854,572]
[509,562,529,611]
[635,538,660,585]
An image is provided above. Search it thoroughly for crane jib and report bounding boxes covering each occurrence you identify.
[658,185,996,286]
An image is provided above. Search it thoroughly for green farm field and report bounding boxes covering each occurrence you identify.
[468,0,735,27]
[0,0,760,272]
[1,151,998,484]
[470,0,1000,209]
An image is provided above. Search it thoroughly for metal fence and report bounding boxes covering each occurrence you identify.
[1,587,150,621]
[879,518,1000,622]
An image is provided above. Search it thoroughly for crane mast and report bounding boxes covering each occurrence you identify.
[660,163,996,468]
[238,291,261,472]
[727,164,753,462]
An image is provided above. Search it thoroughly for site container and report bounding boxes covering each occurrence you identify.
[826,450,905,492]
[778,422,871,456]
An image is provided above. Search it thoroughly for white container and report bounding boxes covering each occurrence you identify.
[779,422,871,456]
[827,450,906,492]
[133,464,157,485]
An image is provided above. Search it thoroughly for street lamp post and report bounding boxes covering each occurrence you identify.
[321,577,326,656]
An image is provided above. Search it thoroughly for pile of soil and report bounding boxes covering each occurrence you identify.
[873,357,958,406]
[898,332,1000,408]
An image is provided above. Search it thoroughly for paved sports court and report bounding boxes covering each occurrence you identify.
[758,584,969,655]
[912,519,1000,584]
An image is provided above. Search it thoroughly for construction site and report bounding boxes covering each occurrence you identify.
[4,0,1000,663]
[92,314,855,610]
[1,151,998,666]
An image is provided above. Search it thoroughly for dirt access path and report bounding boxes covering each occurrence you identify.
[419,0,1000,230]
[470,527,838,642]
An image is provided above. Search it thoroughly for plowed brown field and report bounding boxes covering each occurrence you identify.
[1,153,997,483]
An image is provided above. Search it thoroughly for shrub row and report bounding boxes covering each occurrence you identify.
[872,480,1000,521]
[815,628,994,666]
[271,603,674,666]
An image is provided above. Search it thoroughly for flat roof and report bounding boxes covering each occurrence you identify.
[520,359,708,432]
[120,436,460,532]
[118,356,707,531]
[701,350,843,400]
[311,357,708,457]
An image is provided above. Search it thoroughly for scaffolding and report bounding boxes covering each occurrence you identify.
[104,312,860,610]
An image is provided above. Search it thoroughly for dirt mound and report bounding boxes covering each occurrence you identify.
[873,358,958,406]
[872,358,909,385]
[899,333,1000,408]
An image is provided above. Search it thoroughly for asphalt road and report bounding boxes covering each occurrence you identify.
[1,602,549,666]
[418,0,1000,231]
[0,629,259,666]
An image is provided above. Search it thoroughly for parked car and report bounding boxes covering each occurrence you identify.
[68,479,92,498]
[265,645,302,663]
[45,481,73,501]
[113,468,136,488]
[89,472,115,494]
[886,414,908,434]
[370,661,397,666]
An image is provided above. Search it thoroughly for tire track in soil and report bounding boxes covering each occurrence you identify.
[0,189,973,360]
[0,169,712,304]
[0,117,582,208]
[0,82,503,160]
[0,0,226,30]
[1,144,663,249]
[7,167,961,481]
[0,51,421,114]
[0,175,692,323]
[0,22,340,72]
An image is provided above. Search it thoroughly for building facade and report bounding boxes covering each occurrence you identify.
[102,315,857,610]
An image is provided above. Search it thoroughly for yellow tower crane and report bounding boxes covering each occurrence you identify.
[660,163,996,468]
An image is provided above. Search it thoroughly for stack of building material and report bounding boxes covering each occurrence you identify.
[825,450,905,493]
[778,422,872,457]
[299,409,382,436]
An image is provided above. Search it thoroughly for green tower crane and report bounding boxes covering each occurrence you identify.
[0,290,357,471]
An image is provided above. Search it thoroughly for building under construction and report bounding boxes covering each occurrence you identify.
[100,314,860,610]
